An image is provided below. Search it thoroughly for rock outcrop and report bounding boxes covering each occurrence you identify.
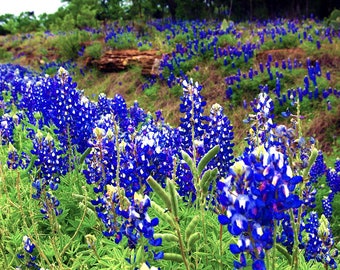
[93,49,161,75]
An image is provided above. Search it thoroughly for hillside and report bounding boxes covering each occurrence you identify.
[1,18,339,156]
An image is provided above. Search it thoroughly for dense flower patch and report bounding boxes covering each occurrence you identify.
[1,15,340,269]
[0,59,339,269]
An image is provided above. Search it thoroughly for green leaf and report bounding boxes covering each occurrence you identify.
[275,243,292,265]
[79,147,92,165]
[221,19,229,31]
[135,245,143,265]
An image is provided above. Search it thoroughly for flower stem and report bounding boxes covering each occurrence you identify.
[175,223,190,270]
[60,187,88,257]
[271,222,277,270]
[290,209,299,270]
[17,172,53,269]
[201,200,208,265]
[219,224,223,270]
[0,236,8,268]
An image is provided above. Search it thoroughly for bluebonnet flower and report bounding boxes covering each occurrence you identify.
[30,131,65,218]
[7,143,20,169]
[119,193,162,249]
[83,126,118,194]
[327,100,332,111]
[322,197,333,220]
[40,192,63,219]
[245,92,276,150]
[308,150,326,185]
[204,103,234,178]
[322,158,340,221]
[31,131,65,194]
[91,183,162,262]
[0,113,15,144]
[23,235,35,253]
[276,214,294,253]
[17,236,41,269]
[218,145,302,269]
[304,212,338,269]
[178,79,209,152]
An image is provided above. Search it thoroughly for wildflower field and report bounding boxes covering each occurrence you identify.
[0,15,340,270]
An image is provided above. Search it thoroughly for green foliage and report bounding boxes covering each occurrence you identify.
[170,84,183,97]
[327,9,340,30]
[51,13,76,32]
[261,33,300,50]
[54,30,91,60]
[106,32,138,50]
[172,32,193,45]
[0,47,12,61]
[144,84,160,99]
[0,12,40,34]
[138,43,152,51]
[76,5,99,28]
[216,34,238,47]
[85,42,103,59]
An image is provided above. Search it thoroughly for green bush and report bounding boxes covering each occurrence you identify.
[85,42,103,59]
[0,47,12,61]
[144,84,159,99]
[172,32,192,45]
[327,8,340,30]
[138,43,152,51]
[216,34,238,47]
[55,30,91,60]
[106,32,138,50]
[261,33,299,50]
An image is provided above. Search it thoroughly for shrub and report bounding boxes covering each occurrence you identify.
[138,43,152,51]
[144,84,159,99]
[261,33,300,50]
[327,9,340,30]
[106,32,138,50]
[54,30,91,60]
[85,42,103,59]
[0,47,12,61]
[216,34,238,47]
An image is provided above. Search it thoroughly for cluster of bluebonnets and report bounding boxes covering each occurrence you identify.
[1,57,339,269]
[4,16,339,117]
[1,15,340,270]
[83,18,340,111]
